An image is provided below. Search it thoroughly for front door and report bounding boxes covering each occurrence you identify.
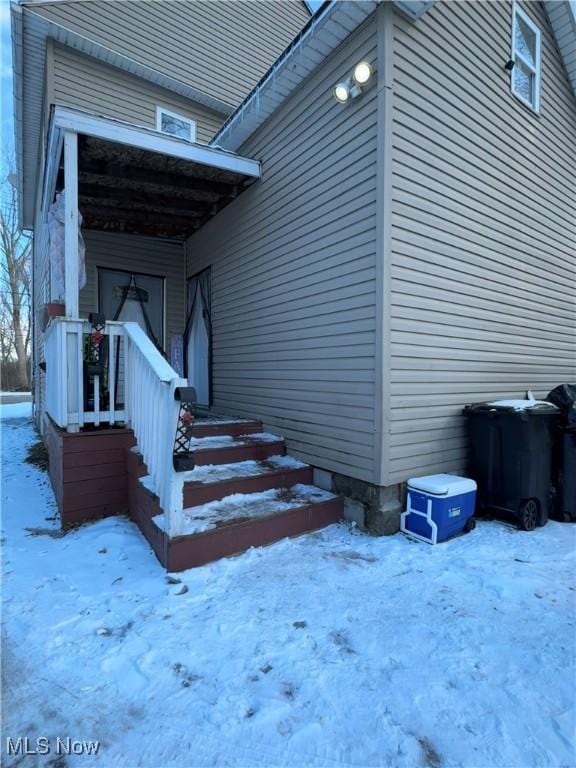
[185,268,211,406]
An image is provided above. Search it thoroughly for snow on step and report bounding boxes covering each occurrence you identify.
[181,454,307,484]
[152,484,337,536]
[188,432,283,450]
[140,455,306,496]
[193,417,255,425]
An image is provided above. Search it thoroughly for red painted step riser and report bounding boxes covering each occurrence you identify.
[183,467,313,507]
[193,442,286,466]
[191,421,262,438]
[167,498,344,571]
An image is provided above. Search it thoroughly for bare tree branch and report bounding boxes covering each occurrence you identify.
[1,150,32,390]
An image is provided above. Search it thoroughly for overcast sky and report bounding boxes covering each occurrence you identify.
[1,0,13,155]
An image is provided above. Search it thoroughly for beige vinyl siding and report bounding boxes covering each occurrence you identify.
[52,44,223,142]
[80,231,186,351]
[21,11,50,231]
[186,20,379,482]
[31,0,310,108]
[387,0,576,484]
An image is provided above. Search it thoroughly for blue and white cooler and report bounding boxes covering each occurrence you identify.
[401,474,477,544]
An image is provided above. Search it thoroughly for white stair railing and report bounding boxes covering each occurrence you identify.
[123,322,187,537]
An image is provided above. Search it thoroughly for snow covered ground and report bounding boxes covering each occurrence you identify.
[0,400,32,419]
[2,412,575,768]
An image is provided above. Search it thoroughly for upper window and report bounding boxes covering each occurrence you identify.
[511,5,541,112]
[156,107,196,142]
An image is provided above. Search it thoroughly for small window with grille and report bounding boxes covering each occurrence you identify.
[511,4,541,113]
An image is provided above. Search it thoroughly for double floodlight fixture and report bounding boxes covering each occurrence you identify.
[333,61,374,104]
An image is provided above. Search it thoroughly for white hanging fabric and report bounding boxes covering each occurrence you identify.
[48,190,87,301]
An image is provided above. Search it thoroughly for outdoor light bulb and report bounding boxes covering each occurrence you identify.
[353,61,372,85]
[333,83,350,103]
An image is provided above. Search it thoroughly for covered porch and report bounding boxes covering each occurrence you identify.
[39,106,261,536]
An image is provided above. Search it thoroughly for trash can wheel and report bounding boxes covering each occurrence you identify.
[463,517,476,533]
[517,499,539,531]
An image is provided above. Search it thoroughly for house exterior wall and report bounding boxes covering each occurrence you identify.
[385,0,576,485]
[80,232,186,353]
[186,19,380,484]
[52,43,223,143]
[28,0,310,108]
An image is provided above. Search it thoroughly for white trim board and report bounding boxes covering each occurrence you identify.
[511,3,542,113]
[52,106,261,178]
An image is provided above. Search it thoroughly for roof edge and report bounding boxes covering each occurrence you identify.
[211,1,376,153]
[23,7,236,117]
[52,106,261,178]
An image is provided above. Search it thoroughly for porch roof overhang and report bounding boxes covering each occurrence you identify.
[46,107,261,239]
[11,1,235,230]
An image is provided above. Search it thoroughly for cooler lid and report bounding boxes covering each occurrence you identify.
[407,473,477,496]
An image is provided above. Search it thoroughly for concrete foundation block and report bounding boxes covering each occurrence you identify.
[343,498,366,529]
[313,468,334,492]
[327,469,405,536]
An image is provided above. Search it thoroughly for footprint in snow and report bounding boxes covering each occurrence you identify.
[281,682,297,700]
[417,736,442,768]
[328,550,377,564]
[329,630,356,654]
[173,662,201,687]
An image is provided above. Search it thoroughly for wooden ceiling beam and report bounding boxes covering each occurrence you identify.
[80,202,202,229]
[79,184,213,214]
[76,158,237,196]
[82,219,187,238]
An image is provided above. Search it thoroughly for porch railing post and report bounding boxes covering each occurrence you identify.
[65,320,83,433]
[63,130,79,319]
[164,380,185,537]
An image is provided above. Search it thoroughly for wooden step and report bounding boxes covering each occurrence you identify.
[191,419,262,438]
[190,433,286,466]
[154,486,344,571]
[183,462,313,507]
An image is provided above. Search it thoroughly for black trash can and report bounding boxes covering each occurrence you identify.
[546,384,576,522]
[464,400,559,531]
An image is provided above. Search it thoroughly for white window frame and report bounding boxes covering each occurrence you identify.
[155,107,196,142]
[511,4,541,113]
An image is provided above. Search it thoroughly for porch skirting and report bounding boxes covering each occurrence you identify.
[45,417,135,527]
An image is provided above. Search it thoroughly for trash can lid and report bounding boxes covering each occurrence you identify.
[468,399,559,414]
[488,399,558,411]
[407,474,477,496]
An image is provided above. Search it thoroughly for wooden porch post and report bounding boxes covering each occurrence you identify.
[64,130,79,318]
[63,131,81,431]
